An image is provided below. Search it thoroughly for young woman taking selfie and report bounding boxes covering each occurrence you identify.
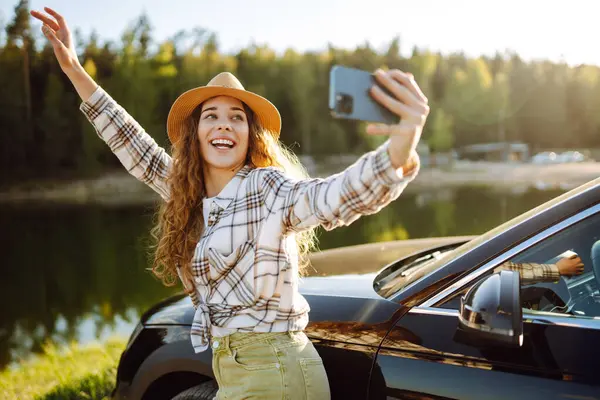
[32,6,429,399]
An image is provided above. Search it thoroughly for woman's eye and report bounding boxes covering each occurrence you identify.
[232,114,244,121]
[204,113,217,119]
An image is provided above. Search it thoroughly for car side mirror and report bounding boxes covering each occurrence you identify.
[454,270,524,348]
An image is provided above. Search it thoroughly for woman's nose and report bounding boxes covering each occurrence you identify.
[216,123,232,132]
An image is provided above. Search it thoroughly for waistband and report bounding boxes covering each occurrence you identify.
[211,331,301,354]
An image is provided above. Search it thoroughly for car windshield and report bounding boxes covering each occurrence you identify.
[376,178,599,298]
[375,247,458,298]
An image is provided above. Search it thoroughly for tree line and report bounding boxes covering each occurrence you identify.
[2,0,600,184]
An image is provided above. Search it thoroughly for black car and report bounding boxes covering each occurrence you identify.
[113,177,600,400]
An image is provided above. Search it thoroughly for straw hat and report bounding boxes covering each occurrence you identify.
[166,72,282,144]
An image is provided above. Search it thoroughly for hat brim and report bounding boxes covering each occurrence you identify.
[167,86,281,144]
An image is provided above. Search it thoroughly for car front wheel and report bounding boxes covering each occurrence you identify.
[171,381,218,400]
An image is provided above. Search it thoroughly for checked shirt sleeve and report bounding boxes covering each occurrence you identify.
[262,139,420,233]
[80,86,172,201]
[493,262,561,285]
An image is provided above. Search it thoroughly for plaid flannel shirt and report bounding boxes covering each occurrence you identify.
[494,262,560,284]
[80,86,419,352]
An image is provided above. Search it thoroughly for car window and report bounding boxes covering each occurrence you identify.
[441,209,600,318]
[386,181,598,301]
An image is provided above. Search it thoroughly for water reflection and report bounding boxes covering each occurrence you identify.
[0,186,564,369]
[0,203,175,369]
[315,186,563,248]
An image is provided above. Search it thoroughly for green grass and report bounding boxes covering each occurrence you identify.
[0,337,127,400]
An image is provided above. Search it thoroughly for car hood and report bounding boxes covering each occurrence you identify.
[299,273,379,299]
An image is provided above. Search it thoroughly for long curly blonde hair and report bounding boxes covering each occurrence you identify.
[150,101,317,292]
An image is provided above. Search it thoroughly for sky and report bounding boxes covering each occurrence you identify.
[1,0,599,65]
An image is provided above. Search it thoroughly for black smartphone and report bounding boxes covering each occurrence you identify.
[329,65,397,124]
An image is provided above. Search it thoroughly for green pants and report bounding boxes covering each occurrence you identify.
[211,331,331,399]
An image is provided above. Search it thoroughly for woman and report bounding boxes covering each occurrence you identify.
[32,6,429,399]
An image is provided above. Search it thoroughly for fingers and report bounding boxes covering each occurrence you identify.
[30,10,60,31]
[366,123,392,136]
[370,85,428,126]
[365,122,423,138]
[392,70,428,104]
[373,69,429,108]
[573,258,584,274]
[370,69,430,123]
[388,69,429,105]
[41,24,63,49]
[373,69,422,108]
[43,7,69,32]
[370,85,410,119]
[563,255,582,263]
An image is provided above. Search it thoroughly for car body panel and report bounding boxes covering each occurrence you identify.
[374,308,600,399]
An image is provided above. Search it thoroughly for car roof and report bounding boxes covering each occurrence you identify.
[392,177,600,306]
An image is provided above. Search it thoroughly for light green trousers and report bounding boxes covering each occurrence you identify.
[211,331,331,399]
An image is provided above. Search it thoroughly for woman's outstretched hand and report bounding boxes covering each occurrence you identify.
[30,7,80,74]
[367,69,430,170]
[30,7,97,101]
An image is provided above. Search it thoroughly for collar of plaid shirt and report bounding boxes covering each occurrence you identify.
[202,167,248,226]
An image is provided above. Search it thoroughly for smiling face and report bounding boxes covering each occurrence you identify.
[198,95,250,173]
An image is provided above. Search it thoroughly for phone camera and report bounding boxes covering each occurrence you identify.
[335,93,353,115]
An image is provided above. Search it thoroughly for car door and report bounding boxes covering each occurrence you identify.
[369,204,600,400]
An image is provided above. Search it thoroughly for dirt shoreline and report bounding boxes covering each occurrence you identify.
[1,161,598,206]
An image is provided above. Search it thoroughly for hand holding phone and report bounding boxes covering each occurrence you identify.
[329,65,430,169]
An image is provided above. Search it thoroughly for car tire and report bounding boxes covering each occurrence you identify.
[171,380,219,400]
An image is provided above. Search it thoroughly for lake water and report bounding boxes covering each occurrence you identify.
[0,186,565,370]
